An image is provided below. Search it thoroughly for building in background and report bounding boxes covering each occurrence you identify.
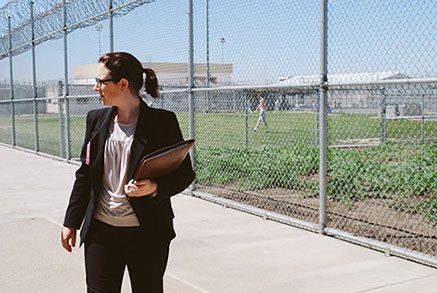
[71,62,233,88]
[43,62,233,114]
[270,72,434,117]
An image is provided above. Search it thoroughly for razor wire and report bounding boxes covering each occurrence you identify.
[0,0,155,59]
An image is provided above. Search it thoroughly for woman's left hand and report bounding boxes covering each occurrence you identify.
[124,179,158,197]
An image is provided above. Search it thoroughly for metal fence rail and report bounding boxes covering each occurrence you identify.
[0,0,436,268]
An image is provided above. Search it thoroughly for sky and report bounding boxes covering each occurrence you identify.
[0,0,436,84]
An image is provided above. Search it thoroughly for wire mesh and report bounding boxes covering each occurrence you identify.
[191,0,322,224]
[0,100,11,145]
[0,55,12,144]
[66,9,111,159]
[327,83,437,257]
[327,0,437,79]
[328,86,382,147]
[67,96,101,159]
[326,0,437,259]
[67,19,110,74]
[146,91,189,143]
[10,50,34,149]
[194,89,320,224]
[0,82,10,100]
[13,99,34,149]
[36,97,60,155]
[193,0,320,86]
[113,1,188,91]
[194,0,320,87]
[60,83,101,159]
[34,37,64,156]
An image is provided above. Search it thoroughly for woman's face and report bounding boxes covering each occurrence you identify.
[94,62,120,106]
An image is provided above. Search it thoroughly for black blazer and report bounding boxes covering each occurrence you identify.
[63,99,195,246]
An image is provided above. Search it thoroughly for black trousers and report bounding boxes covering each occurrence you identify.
[85,220,170,293]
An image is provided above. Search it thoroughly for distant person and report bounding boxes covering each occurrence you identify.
[61,52,195,292]
[313,95,321,112]
[253,94,269,132]
[274,98,280,112]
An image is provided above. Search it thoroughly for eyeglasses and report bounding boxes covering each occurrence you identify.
[95,77,114,87]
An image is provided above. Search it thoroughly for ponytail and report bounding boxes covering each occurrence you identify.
[144,68,159,98]
[99,52,160,99]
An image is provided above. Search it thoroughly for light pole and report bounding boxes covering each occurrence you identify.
[96,24,103,57]
[220,37,225,63]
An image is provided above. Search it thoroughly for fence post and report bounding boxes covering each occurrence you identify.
[319,0,328,234]
[8,16,16,146]
[63,0,71,160]
[380,87,386,143]
[188,0,195,194]
[109,0,114,53]
[58,81,65,158]
[315,92,320,146]
[421,94,425,142]
[206,0,210,112]
[30,1,39,152]
[245,91,248,146]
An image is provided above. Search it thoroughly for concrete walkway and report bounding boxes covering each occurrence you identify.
[0,145,436,293]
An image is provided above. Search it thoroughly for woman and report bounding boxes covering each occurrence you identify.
[61,52,195,292]
[253,94,269,132]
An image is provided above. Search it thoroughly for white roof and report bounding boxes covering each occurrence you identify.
[277,71,410,85]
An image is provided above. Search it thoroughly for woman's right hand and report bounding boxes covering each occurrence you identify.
[61,226,77,253]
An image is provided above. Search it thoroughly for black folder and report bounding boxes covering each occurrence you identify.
[133,139,195,180]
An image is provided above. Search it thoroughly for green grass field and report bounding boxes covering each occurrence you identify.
[0,114,87,157]
[0,110,436,156]
[189,111,436,149]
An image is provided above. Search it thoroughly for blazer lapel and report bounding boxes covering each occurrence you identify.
[126,100,155,181]
[90,106,117,196]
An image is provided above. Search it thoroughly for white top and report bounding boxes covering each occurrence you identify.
[94,116,140,227]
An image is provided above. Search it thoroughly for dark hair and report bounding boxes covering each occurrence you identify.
[98,52,159,98]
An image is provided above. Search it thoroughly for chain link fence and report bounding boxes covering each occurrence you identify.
[0,53,12,145]
[324,0,437,260]
[327,84,436,257]
[0,0,435,267]
[194,88,321,225]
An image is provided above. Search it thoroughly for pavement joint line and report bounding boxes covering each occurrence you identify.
[45,217,63,227]
[165,272,207,293]
[354,273,437,293]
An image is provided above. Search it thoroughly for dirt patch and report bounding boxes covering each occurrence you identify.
[336,138,380,145]
[0,125,11,130]
[299,173,319,183]
[196,184,436,257]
